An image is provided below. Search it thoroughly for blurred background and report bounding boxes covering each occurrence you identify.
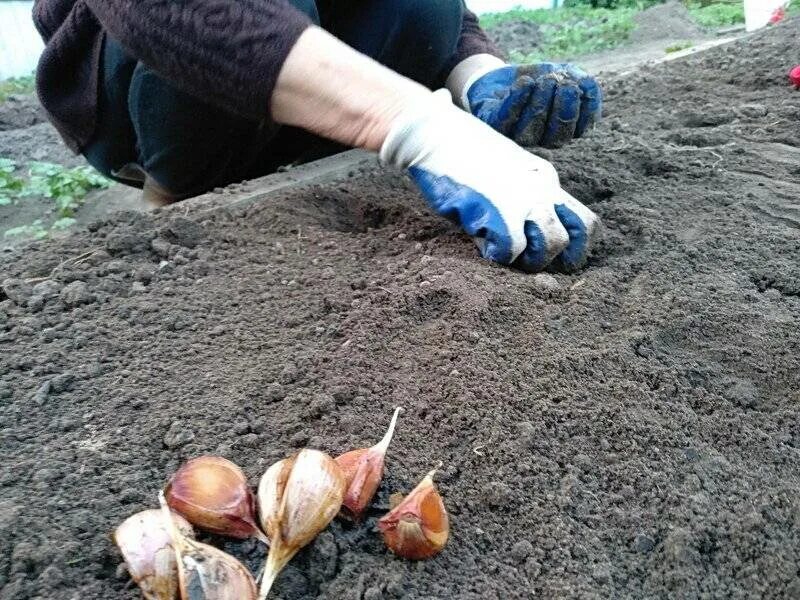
[0,0,570,78]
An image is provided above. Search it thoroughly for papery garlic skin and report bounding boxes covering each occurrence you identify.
[279,450,345,549]
[176,542,258,600]
[378,469,449,560]
[256,456,295,543]
[258,449,345,599]
[335,407,402,520]
[113,509,193,600]
[165,456,266,542]
[159,492,258,600]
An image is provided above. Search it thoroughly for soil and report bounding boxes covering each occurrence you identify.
[0,94,47,133]
[488,19,544,56]
[1,18,800,600]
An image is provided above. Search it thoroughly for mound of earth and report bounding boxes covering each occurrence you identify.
[631,0,704,42]
[0,93,46,132]
[488,19,543,56]
[1,18,799,600]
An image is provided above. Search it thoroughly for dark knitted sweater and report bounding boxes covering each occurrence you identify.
[32,0,502,153]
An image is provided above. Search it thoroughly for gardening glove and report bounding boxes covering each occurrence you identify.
[446,54,602,148]
[380,90,599,272]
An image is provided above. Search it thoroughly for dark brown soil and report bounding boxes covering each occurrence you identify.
[2,20,800,600]
[0,94,47,133]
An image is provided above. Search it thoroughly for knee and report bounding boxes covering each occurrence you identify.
[392,0,464,85]
[398,0,463,51]
[127,64,249,197]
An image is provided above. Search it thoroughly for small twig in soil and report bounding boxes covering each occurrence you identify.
[25,247,103,284]
[472,445,486,456]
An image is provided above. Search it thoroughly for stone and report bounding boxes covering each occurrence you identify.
[106,231,150,255]
[738,103,768,118]
[134,265,157,283]
[233,421,250,435]
[159,217,204,248]
[31,381,51,405]
[26,295,45,312]
[151,237,172,258]
[289,431,309,447]
[532,273,560,292]
[1,278,32,306]
[50,372,74,393]
[103,260,129,275]
[31,279,62,299]
[60,281,95,307]
[236,433,259,448]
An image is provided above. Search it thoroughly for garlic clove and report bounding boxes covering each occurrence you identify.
[258,449,345,599]
[159,492,258,600]
[378,467,449,560]
[336,407,402,520]
[113,509,193,600]
[256,455,295,542]
[165,456,267,543]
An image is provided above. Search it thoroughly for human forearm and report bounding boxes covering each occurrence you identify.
[271,27,431,151]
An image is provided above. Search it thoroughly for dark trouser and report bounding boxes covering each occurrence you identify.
[83,0,465,197]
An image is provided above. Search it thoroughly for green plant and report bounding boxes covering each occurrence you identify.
[0,159,112,239]
[685,1,744,27]
[51,217,77,230]
[0,158,24,205]
[4,219,48,240]
[665,41,694,53]
[483,6,637,60]
[22,162,113,217]
[0,74,35,102]
[563,0,663,8]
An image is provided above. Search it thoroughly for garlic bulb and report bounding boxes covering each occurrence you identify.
[113,509,193,600]
[335,407,402,520]
[257,449,345,599]
[159,492,258,600]
[165,456,267,543]
[378,467,449,560]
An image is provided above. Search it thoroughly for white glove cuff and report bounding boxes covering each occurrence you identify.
[445,54,507,111]
[379,89,455,170]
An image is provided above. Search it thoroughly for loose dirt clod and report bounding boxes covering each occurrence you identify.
[0,19,799,600]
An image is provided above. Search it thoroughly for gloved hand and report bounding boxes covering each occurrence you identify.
[448,57,602,148]
[380,90,599,272]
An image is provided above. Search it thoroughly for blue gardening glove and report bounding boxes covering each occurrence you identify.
[380,90,599,272]
[449,56,602,148]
